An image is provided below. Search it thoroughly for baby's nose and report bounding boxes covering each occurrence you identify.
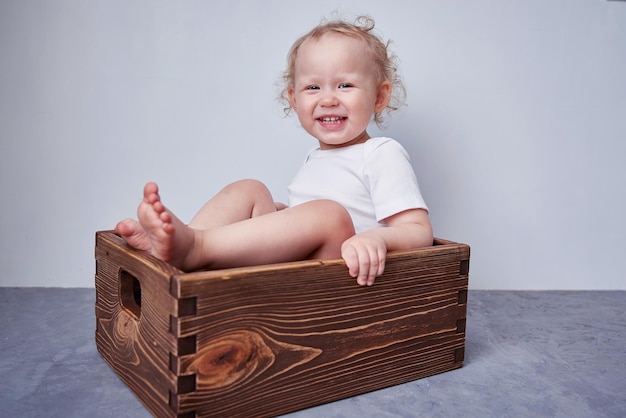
[319,92,339,107]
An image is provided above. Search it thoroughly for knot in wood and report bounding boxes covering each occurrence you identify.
[191,330,273,389]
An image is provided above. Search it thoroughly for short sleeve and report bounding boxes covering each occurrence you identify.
[363,138,428,222]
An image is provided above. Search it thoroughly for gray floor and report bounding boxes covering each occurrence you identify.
[1,288,624,418]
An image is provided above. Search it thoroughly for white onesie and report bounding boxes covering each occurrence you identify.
[288,137,428,233]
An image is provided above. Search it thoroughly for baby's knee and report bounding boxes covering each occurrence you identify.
[316,200,355,237]
[226,179,271,196]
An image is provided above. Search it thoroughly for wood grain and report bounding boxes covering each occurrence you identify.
[95,231,469,418]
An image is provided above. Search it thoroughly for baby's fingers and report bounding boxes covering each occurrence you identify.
[359,246,386,286]
[346,247,384,286]
[341,237,387,286]
[342,245,360,278]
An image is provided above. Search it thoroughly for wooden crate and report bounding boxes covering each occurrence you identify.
[95,230,470,418]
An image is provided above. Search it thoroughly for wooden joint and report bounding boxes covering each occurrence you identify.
[169,382,197,416]
[460,259,470,276]
[170,298,197,334]
[169,352,179,374]
[170,335,197,373]
[177,374,196,394]
[456,318,466,334]
[178,335,197,356]
[454,347,465,363]
[178,297,197,317]
[458,289,468,305]
[169,375,197,410]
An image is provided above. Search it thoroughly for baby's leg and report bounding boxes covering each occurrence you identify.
[116,179,277,251]
[188,179,277,229]
[185,199,355,270]
[119,183,355,272]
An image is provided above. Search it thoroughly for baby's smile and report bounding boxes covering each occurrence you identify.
[319,116,347,124]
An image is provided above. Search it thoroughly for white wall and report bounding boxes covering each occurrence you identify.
[1,0,624,289]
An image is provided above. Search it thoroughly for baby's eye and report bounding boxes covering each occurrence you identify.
[306,85,320,91]
[338,83,353,89]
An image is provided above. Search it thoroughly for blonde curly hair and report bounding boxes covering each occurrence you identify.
[279,16,406,128]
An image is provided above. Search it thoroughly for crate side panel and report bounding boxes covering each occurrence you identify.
[172,245,468,417]
[95,231,181,418]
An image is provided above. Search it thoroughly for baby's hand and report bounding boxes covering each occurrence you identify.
[341,233,387,286]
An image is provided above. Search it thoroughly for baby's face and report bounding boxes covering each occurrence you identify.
[288,32,390,150]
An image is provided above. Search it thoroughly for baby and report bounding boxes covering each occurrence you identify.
[115,16,433,286]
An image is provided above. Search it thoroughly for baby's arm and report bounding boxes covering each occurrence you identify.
[341,208,433,286]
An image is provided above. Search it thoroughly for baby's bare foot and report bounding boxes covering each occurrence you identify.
[137,182,192,269]
[115,218,152,251]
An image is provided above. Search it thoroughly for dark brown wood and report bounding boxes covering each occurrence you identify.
[95,231,470,418]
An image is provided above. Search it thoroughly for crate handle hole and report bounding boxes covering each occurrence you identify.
[119,270,142,319]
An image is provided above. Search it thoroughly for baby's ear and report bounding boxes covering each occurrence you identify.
[375,81,392,112]
[288,87,298,111]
